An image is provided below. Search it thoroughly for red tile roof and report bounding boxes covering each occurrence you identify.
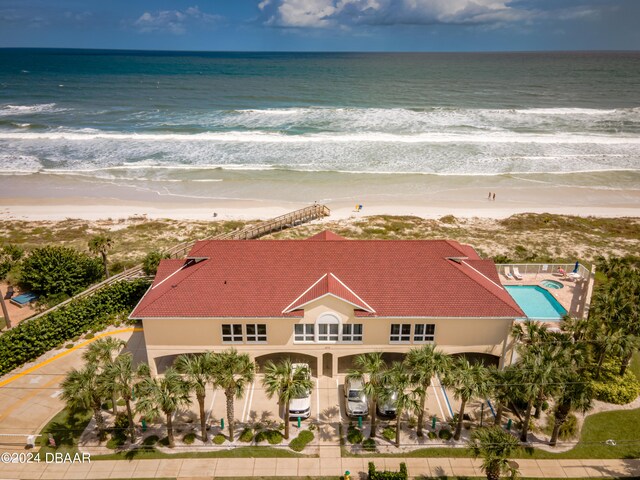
[131,231,524,319]
[283,273,375,313]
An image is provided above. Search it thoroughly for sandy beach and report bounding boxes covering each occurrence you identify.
[2,172,639,221]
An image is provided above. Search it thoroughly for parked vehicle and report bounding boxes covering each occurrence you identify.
[344,376,368,417]
[288,363,312,419]
[377,388,398,417]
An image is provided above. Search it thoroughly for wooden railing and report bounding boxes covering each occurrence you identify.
[19,204,330,324]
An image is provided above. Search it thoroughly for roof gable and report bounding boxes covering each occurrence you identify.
[283,273,375,313]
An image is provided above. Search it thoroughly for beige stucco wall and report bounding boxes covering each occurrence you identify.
[141,295,515,376]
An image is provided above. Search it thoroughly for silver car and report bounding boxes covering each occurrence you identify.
[377,389,398,417]
[288,363,311,419]
[344,376,368,417]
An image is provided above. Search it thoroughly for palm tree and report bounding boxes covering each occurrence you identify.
[382,362,419,447]
[61,364,108,438]
[549,375,593,447]
[176,352,215,442]
[489,366,520,428]
[88,235,113,278]
[444,357,491,441]
[136,367,192,447]
[468,426,520,480]
[105,352,143,442]
[84,337,126,416]
[210,349,255,441]
[262,359,313,440]
[405,344,452,437]
[346,352,387,438]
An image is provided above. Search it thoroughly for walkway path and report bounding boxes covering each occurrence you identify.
[0,328,145,453]
[3,456,639,479]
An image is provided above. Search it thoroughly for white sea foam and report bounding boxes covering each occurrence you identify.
[1,129,639,145]
[0,103,63,116]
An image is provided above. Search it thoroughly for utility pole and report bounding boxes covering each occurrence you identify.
[0,288,11,330]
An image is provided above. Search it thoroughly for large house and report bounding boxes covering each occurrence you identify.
[130,231,525,377]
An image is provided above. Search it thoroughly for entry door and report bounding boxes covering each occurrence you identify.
[323,353,333,377]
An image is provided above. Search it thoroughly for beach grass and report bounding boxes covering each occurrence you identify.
[2,214,638,269]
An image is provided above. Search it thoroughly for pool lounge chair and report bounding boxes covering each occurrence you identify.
[512,267,523,280]
[503,267,514,280]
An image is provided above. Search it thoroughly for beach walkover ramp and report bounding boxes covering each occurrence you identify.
[8,204,330,328]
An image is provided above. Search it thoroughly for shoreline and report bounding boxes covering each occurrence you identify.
[2,197,640,221]
[2,171,639,221]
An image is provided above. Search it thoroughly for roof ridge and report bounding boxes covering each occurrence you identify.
[132,259,207,317]
[455,259,524,316]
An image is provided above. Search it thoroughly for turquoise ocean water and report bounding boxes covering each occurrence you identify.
[0,49,639,199]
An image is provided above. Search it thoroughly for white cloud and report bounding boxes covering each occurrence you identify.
[259,0,536,28]
[133,6,221,34]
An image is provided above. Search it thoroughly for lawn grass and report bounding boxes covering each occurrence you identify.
[345,408,640,460]
[92,445,310,460]
[37,406,92,457]
[630,351,640,382]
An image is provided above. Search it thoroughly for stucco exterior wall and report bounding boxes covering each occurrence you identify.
[141,295,515,376]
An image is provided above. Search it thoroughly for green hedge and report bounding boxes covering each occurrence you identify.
[289,430,314,452]
[591,370,640,404]
[0,279,149,376]
[368,462,408,480]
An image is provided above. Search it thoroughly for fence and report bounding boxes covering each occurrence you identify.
[12,204,330,326]
[495,262,591,279]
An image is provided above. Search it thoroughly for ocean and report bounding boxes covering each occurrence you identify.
[0,49,639,210]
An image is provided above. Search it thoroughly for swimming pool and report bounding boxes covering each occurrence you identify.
[540,279,563,289]
[505,285,567,320]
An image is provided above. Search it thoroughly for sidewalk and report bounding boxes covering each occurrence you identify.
[3,456,640,479]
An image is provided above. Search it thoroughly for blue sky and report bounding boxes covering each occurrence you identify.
[0,0,638,51]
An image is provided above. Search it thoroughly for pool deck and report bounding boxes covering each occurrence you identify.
[500,271,589,320]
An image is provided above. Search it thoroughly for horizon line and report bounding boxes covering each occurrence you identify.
[1,47,639,54]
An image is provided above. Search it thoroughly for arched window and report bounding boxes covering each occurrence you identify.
[316,313,340,342]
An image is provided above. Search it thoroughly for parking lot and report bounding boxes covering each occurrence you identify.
[176,372,457,435]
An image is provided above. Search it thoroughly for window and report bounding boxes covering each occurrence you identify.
[222,324,243,343]
[341,324,363,342]
[294,324,314,342]
[246,324,267,343]
[390,324,411,343]
[414,324,435,343]
[318,323,339,342]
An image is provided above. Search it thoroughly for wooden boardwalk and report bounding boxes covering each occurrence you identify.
[15,204,330,325]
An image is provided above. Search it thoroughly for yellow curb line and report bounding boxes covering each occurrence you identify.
[0,328,143,388]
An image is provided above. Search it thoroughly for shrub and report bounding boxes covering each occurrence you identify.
[159,437,170,446]
[439,215,457,224]
[438,429,452,440]
[106,434,125,449]
[213,434,226,445]
[591,370,640,405]
[143,251,170,276]
[290,430,314,452]
[255,429,282,444]
[20,246,104,297]
[362,438,376,452]
[347,426,364,444]
[142,435,159,446]
[65,343,74,349]
[428,431,437,440]
[382,426,395,442]
[183,433,196,444]
[239,428,254,442]
[84,333,94,340]
[0,279,150,376]
[547,413,578,440]
[368,461,408,480]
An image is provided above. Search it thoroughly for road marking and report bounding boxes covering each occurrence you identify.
[435,373,454,418]
[241,380,255,422]
[245,380,255,422]
[0,376,63,423]
[430,376,446,421]
[0,328,143,389]
[205,388,217,424]
[29,376,42,384]
[315,377,320,422]
[50,390,62,399]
